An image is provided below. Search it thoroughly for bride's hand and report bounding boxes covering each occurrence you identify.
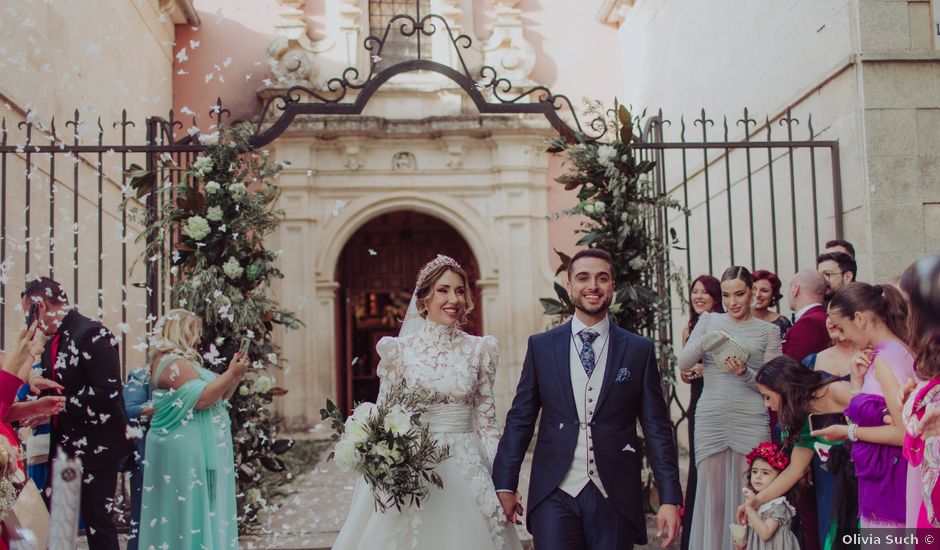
[496,491,523,525]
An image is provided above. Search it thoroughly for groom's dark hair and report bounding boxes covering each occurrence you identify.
[567,249,614,278]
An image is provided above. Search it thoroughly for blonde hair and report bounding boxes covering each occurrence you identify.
[414,265,475,325]
[154,308,203,364]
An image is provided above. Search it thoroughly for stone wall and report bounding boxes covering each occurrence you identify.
[0,0,192,367]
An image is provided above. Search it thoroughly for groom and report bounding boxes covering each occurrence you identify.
[493,249,681,549]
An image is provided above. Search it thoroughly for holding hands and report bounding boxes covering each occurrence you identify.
[497,491,523,526]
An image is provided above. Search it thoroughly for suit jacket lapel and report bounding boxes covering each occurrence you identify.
[553,321,577,418]
[593,325,627,415]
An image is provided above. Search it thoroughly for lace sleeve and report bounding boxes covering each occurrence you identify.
[474,335,501,467]
[375,336,401,405]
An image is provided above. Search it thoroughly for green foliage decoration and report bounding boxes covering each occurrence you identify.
[125,123,301,530]
[541,100,689,510]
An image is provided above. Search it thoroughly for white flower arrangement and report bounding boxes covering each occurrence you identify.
[205,180,221,194]
[321,383,449,512]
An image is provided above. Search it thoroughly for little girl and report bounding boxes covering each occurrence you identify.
[736,442,800,550]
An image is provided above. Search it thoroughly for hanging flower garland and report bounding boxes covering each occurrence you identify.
[540,101,689,511]
[125,123,300,529]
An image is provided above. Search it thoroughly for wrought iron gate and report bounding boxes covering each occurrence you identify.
[633,110,843,434]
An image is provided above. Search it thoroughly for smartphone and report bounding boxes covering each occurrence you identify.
[25,303,39,326]
[808,412,848,432]
[238,337,251,356]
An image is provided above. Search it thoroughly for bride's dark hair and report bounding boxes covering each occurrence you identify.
[414,262,475,324]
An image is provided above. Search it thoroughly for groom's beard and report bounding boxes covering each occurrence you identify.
[572,294,613,317]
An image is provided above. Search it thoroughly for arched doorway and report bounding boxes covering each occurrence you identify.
[334,211,481,412]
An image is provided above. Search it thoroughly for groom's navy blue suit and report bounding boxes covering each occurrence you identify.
[492,320,682,548]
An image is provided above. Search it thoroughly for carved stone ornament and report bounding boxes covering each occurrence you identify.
[266,0,337,86]
[482,0,536,84]
[159,0,200,25]
[344,143,363,171]
[392,152,417,171]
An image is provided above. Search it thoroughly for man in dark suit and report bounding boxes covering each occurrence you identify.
[783,269,831,362]
[22,277,133,550]
[492,249,681,550]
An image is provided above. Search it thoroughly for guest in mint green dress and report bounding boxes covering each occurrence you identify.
[138,309,249,550]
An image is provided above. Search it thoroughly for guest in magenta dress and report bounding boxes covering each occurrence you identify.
[900,255,940,530]
[813,282,918,528]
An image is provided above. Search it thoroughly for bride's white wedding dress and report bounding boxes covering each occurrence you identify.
[332,319,524,550]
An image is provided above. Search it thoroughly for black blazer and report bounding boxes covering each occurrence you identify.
[492,320,682,545]
[39,309,134,471]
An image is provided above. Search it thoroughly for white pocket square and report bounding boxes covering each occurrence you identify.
[622,444,636,453]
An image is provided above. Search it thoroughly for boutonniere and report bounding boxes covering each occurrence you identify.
[615,367,632,383]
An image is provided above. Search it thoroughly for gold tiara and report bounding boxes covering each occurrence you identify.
[416,255,462,288]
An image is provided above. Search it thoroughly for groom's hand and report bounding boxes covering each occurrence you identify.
[496,491,523,525]
[656,504,680,548]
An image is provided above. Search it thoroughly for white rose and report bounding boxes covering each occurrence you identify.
[205,181,221,194]
[170,265,179,277]
[239,384,251,396]
[383,406,413,436]
[372,441,402,463]
[199,132,219,145]
[206,205,224,222]
[182,215,210,241]
[333,438,359,472]
[582,202,596,215]
[192,156,214,176]
[594,200,606,213]
[222,256,244,279]
[344,419,370,445]
[596,144,617,167]
[628,257,646,271]
[254,375,274,394]
[351,402,378,423]
[229,182,247,198]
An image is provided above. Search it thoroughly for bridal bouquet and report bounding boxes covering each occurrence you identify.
[320,383,450,512]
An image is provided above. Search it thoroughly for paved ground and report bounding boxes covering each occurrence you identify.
[244,432,683,550]
[76,430,684,549]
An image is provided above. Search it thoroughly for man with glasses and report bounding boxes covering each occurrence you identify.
[816,251,858,302]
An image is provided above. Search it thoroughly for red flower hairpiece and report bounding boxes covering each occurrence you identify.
[746,441,789,471]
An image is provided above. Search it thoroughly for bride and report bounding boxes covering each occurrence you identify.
[332,255,523,550]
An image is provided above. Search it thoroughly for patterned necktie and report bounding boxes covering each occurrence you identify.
[578,329,600,377]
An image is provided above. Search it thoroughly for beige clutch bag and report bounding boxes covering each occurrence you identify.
[702,331,751,370]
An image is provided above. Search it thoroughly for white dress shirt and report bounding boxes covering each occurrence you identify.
[558,315,611,498]
[794,302,822,322]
